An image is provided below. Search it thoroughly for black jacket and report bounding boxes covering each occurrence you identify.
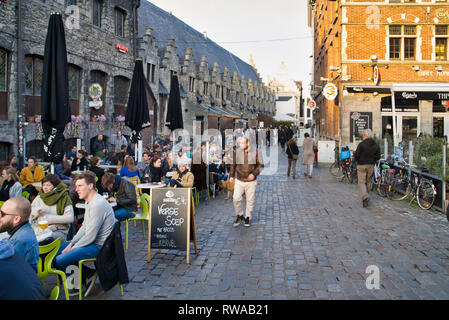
[286,143,300,159]
[354,138,381,165]
[71,157,89,171]
[95,222,129,292]
[113,175,138,212]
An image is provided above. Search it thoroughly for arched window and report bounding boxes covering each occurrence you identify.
[24,55,43,117]
[68,64,81,115]
[114,76,130,116]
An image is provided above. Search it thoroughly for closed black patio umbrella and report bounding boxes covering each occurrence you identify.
[166,74,184,131]
[125,59,156,144]
[41,12,71,164]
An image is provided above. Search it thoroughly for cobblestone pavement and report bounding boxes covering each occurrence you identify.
[77,147,449,300]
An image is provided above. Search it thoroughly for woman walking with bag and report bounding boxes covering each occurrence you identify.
[301,133,316,179]
[286,138,300,179]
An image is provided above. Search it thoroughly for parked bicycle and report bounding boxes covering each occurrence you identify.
[371,158,395,197]
[340,157,357,184]
[386,160,437,210]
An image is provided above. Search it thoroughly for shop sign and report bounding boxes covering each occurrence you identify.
[373,65,380,86]
[395,91,449,101]
[350,112,372,143]
[116,44,129,53]
[309,100,317,109]
[88,83,103,109]
[323,83,338,101]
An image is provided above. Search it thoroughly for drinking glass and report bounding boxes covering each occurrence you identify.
[38,218,49,233]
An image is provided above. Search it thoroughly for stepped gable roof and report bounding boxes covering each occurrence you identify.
[139,1,260,83]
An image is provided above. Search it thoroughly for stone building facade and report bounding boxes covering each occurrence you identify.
[309,0,449,149]
[137,1,276,137]
[0,0,140,161]
[0,0,275,162]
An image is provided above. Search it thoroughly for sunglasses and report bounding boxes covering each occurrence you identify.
[0,210,20,218]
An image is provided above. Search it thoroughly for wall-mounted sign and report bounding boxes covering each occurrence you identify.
[373,65,380,86]
[323,83,338,101]
[309,100,317,109]
[350,112,372,142]
[88,83,103,109]
[116,44,129,53]
[436,8,449,21]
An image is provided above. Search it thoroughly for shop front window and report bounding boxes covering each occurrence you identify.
[382,116,393,138]
[402,116,418,142]
[434,117,445,138]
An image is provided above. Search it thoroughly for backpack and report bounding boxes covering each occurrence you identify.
[340,145,351,160]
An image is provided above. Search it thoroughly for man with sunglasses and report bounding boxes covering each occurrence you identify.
[0,197,39,272]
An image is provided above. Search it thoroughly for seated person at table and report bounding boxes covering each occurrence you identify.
[19,156,44,199]
[147,157,165,183]
[138,151,152,182]
[89,156,105,193]
[120,156,142,181]
[0,167,23,201]
[101,173,137,221]
[55,172,116,295]
[30,174,74,242]
[169,161,194,188]
[0,197,39,271]
[55,153,73,185]
[71,150,89,172]
[8,154,20,171]
[67,145,77,162]
[0,240,46,300]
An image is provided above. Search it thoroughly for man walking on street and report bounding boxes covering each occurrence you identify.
[229,136,264,227]
[354,129,380,208]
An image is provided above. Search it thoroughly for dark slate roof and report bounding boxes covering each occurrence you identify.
[139,1,260,83]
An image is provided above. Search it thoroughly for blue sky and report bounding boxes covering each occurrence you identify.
[146,0,313,94]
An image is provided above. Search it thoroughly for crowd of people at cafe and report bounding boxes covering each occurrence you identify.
[0,125,295,299]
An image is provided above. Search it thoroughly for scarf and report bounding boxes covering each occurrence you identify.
[38,183,72,216]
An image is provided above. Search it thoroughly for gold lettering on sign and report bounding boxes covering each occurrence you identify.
[436,9,449,21]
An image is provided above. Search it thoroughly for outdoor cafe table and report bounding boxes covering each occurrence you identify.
[137,183,167,190]
[99,165,119,170]
[32,182,42,188]
[0,229,53,243]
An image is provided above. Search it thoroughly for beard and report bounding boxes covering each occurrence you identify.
[0,219,15,233]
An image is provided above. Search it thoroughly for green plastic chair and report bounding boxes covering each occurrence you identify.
[37,238,70,300]
[192,187,199,206]
[22,191,30,200]
[0,201,4,210]
[49,286,60,300]
[78,258,124,300]
[125,193,150,251]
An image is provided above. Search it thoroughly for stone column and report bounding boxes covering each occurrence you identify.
[420,100,433,135]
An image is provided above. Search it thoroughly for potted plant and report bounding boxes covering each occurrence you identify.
[115,115,125,131]
[97,114,106,131]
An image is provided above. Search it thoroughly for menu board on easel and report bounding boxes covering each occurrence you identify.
[147,187,197,264]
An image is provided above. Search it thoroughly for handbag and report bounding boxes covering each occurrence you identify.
[313,145,318,153]
[288,144,299,160]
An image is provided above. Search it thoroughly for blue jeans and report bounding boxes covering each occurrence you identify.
[114,208,134,221]
[55,241,102,273]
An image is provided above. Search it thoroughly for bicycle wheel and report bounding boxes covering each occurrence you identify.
[387,177,409,201]
[417,179,436,210]
[330,162,344,179]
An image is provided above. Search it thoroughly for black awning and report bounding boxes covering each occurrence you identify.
[381,95,419,112]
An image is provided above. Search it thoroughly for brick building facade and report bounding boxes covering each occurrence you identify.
[309,0,449,148]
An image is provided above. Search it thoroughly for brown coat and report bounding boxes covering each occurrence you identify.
[229,147,264,181]
[301,138,315,165]
[171,171,194,188]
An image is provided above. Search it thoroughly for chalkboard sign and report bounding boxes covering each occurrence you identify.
[147,188,197,264]
[350,112,372,142]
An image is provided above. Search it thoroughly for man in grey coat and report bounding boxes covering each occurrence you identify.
[110,130,128,153]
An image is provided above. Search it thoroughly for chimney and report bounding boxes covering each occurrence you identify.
[203,32,207,40]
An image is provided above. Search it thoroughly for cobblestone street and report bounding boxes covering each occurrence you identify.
[87,147,449,300]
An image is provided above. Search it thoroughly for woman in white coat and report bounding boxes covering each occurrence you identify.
[301,133,316,179]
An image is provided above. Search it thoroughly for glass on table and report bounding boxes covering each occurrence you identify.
[38,218,49,233]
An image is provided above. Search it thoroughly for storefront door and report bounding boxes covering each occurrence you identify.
[381,113,420,142]
[433,115,449,139]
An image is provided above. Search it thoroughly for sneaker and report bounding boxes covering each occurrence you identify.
[233,215,243,227]
[244,217,251,227]
[83,271,98,298]
[362,198,369,208]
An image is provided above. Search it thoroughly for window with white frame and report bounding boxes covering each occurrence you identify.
[389,25,416,60]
